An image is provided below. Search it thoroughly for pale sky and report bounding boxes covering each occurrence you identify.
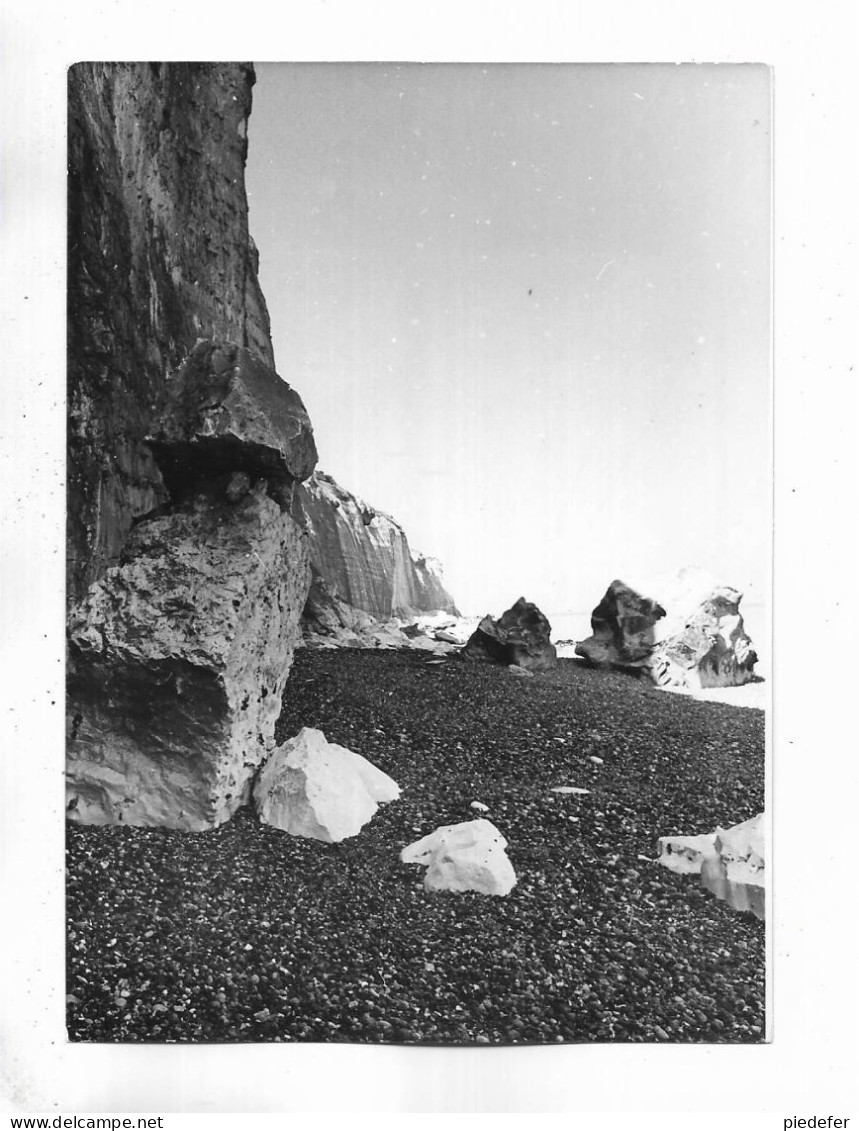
[246,62,771,617]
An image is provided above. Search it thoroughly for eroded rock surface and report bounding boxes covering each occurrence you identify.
[148,341,316,504]
[650,587,758,690]
[293,471,459,621]
[576,569,758,689]
[463,598,557,672]
[401,819,517,896]
[67,486,310,830]
[68,62,275,601]
[575,581,666,668]
[253,727,400,842]
[656,832,720,875]
[67,63,319,830]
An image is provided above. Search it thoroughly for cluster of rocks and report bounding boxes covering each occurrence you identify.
[304,594,558,667]
[252,727,516,896]
[67,648,766,1045]
[299,569,461,653]
[302,567,761,700]
[65,63,765,931]
[575,567,759,691]
[249,719,765,919]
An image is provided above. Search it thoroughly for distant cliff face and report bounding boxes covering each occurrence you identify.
[67,62,275,600]
[293,472,459,620]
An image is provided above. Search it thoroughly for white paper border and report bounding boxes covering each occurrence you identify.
[2,0,857,1117]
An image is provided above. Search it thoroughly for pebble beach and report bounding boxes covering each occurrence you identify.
[66,649,765,1044]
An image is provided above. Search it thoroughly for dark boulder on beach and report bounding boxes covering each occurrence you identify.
[576,568,759,689]
[575,581,666,668]
[463,597,557,672]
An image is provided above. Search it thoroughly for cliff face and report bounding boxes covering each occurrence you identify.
[67,63,317,829]
[67,62,275,601]
[293,472,459,620]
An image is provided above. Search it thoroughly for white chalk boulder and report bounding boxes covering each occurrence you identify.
[254,726,400,842]
[700,814,765,920]
[656,832,718,875]
[657,813,765,919]
[401,818,517,896]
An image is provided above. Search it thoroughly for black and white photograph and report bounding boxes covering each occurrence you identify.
[64,60,769,1046]
[2,0,857,1117]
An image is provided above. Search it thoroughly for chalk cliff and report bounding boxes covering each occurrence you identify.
[67,62,277,601]
[293,471,459,620]
[66,63,317,828]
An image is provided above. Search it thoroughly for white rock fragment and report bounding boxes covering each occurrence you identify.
[701,814,765,920]
[657,813,765,919]
[656,832,718,874]
[470,801,490,812]
[550,786,590,795]
[254,726,400,842]
[401,818,517,896]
